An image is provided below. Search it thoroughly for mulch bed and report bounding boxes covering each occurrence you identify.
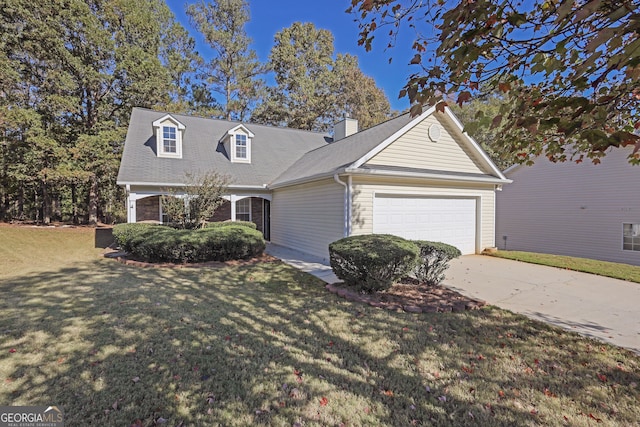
[326,278,486,314]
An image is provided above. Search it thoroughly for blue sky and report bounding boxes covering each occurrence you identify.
[165,0,415,112]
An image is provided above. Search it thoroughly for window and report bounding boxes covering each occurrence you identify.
[236,198,251,222]
[163,126,177,153]
[623,223,640,251]
[235,134,247,159]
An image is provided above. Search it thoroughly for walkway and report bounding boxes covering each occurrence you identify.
[265,243,339,284]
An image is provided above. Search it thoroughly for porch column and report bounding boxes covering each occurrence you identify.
[127,191,137,223]
[230,194,237,221]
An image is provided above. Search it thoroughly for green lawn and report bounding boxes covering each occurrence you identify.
[488,250,640,283]
[1,227,639,426]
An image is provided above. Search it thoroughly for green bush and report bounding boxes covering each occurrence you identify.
[329,234,419,292]
[113,223,265,263]
[112,223,156,252]
[204,220,257,230]
[412,240,462,285]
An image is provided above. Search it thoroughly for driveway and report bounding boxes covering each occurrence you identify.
[444,255,640,354]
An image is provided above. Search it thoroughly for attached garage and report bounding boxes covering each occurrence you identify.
[372,195,478,254]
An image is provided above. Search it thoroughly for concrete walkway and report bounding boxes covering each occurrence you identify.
[265,243,339,284]
[444,255,640,354]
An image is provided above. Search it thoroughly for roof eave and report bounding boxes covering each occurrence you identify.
[344,167,513,185]
[268,171,342,189]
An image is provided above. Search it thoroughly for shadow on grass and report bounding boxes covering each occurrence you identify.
[0,259,639,426]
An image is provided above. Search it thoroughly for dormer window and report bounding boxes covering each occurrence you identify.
[221,124,254,163]
[163,126,177,153]
[153,114,185,158]
[235,134,247,159]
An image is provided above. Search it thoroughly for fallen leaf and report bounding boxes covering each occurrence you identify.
[544,388,556,398]
[129,420,142,427]
[132,376,140,383]
[588,413,603,423]
[155,417,168,424]
[383,390,394,396]
[319,396,328,406]
[8,349,16,354]
[597,373,607,382]
[438,395,447,402]
[206,394,215,404]
[498,390,505,398]
[112,401,118,410]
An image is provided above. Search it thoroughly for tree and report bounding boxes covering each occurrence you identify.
[449,91,518,170]
[161,171,230,229]
[253,22,392,132]
[187,0,266,121]
[348,0,640,164]
[333,53,392,130]
[0,0,195,224]
[253,22,337,131]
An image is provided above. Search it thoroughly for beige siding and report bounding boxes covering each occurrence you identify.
[351,176,496,251]
[496,147,640,266]
[366,114,486,174]
[271,179,345,260]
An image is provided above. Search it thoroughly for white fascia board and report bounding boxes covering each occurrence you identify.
[152,114,186,130]
[226,124,255,138]
[443,106,508,180]
[350,105,437,169]
[118,181,268,190]
[117,181,187,187]
[344,167,513,185]
[268,171,340,189]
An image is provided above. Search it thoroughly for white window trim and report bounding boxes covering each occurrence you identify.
[236,198,252,221]
[225,124,254,164]
[153,115,185,159]
[622,223,640,252]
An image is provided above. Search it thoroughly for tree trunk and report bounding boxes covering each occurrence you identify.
[42,181,50,224]
[88,175,98,225]
[71,184,78,224]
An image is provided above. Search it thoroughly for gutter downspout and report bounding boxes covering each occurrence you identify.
[334,174,352,237]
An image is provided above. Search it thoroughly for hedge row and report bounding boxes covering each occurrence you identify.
[113,222,265,263]
[329,234,461,292]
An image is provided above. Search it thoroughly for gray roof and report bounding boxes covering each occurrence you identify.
[270,113,414,186]
[118,107,416,188]
[117,108,332,187]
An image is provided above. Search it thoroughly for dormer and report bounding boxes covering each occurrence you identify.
[153,115,186,158]
[221,124,255,163]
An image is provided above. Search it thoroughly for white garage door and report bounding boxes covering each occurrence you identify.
[373,195,477,254]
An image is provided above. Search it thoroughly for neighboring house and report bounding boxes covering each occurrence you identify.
[117,106,510,259]
[496,147,640,266]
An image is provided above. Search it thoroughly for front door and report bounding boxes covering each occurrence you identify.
[263,200,271,241]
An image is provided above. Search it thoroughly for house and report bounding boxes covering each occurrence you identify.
[117,106,510,259]
[496,147,640,266]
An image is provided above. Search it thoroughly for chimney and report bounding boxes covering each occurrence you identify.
[333,117,358,141]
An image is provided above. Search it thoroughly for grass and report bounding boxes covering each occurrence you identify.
[0,227,639,426]
[488,250,640,283]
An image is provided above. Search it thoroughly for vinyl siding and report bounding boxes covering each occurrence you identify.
[271,179,345,260]
[366,114,486,174]
[496,147,640,266]
[351,176,497,251]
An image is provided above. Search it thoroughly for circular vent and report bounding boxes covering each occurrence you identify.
[428,124,441,141]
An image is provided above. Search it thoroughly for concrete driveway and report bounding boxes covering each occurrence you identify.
[444,255,640,354]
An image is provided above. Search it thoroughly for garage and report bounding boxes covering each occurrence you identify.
[373,195,477,254]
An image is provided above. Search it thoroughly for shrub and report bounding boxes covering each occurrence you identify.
[329,234,419,292]
[113,223,265,263]
[412,240,462,285]
[204,220,257,230]
[112,223,156,252]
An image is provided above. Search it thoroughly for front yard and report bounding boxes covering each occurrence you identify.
[1,226,639,426]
